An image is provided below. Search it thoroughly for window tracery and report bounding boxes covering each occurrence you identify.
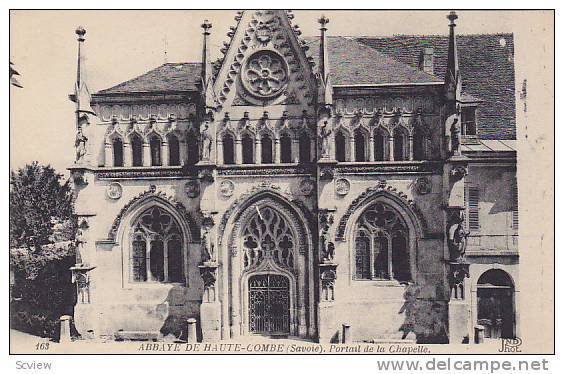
[242,207,295,271]
[130,206,184,283]
[354,202,410,282]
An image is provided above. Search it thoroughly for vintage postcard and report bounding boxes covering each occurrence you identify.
[8,9,554,358]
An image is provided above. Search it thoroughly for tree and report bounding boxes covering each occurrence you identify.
[10,162,75,248]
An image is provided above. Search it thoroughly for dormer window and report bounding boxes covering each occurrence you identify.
[461,106,477,136]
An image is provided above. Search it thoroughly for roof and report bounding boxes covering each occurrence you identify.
[356,34,516,139]
[303,36,442,86]
[97,63,202,94]
[461,139,517,153]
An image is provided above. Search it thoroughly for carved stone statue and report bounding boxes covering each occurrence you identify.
[319,120,332,159]
[199,122,212,161]
[75,127,88,163]
[320,232,335,262]
[445,110,461,156]
[448,218,468,262]
[201,229,215,262]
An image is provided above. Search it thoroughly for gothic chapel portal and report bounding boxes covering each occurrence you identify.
[68,10,518,344]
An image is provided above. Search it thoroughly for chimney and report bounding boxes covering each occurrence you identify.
[419,47,434,75]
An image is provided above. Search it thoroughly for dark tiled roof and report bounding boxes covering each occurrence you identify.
[304,36,442,86]
[356,34,516,140]
[97,62,202,94]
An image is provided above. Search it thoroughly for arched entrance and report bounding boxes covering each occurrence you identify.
[477,269,515,339]
[221,192,314,339]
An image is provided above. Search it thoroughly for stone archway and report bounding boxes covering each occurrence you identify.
[220,191,315,339]
[477,269,516,339]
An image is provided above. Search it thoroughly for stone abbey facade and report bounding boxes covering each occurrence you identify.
[68,10,519,344]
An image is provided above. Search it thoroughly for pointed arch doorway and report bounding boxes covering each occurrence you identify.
[222,193,315,339]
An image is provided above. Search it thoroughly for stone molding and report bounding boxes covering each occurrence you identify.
[107,187,200,242]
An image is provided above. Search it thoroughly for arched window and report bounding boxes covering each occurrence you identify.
[354,129,367,162]
[354,202,410,281]
[131,134,143,167]
[299,134,311,163]
[261,134,273,164]
[413,128,426,161]
[242,134,254,164]
[186,132,199,166]
[150,136,162,166]
[222,134,235,165]
[393,130,406,161]
[112,138,124,167]
[335,131,346,162]
[168,135,180,166]
[130,206,184,283]
[374,131,386,161]
[280,133,292,163]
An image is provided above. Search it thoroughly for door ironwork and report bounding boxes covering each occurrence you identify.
[248,274,290,335]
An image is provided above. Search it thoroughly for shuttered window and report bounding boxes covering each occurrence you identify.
[465,185,480,231]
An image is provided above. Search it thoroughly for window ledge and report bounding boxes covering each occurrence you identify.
[123,281,187,289]
[352,279,409,287]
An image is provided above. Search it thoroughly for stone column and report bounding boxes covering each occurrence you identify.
[349,136,355,162]
[388,136,395,161]
[317,263,338,343]
[217,138,224,165]
[408,135,414,161]
[255,136,262,164]
[123,142,132,167]
[162,141,169,166]
[186,318,197,343]
[143,142,151,166]
[59,315,72,343]
[274,138,281,164]
[292,137,300,163]
[104,142,112,167]
[445,161,471,344]
[310,138,316,163]
[235,137,243,165]
[368,135,375,161]
[179,139,187,166]
[199,262,221,342]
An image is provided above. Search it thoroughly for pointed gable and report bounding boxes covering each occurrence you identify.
[211,10,316,112]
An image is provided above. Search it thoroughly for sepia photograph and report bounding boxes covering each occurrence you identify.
[7,6,555,364]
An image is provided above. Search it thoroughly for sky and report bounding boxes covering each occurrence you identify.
[8,10,544,175]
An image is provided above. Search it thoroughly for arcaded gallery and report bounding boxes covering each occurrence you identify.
[68,10,519,344]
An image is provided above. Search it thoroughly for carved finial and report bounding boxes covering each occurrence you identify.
[201,19,212,34]
[75,26,86,41]
[447,11,458,26]
[318,15,329,30]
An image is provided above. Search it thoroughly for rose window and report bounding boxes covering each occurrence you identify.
[242,51,288,98]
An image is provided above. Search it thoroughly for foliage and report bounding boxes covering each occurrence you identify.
[10,162,75,247]
[10,242,76,339]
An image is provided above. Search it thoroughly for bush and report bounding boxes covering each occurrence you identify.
[10,242,76,339]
